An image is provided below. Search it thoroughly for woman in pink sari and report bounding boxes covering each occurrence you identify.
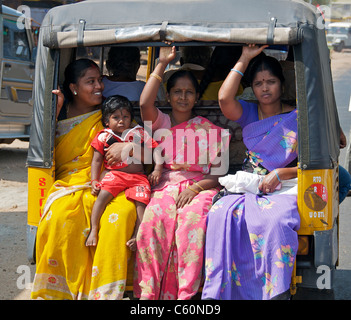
[134,46,230,300]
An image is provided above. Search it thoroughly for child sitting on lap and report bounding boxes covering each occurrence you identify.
[86,94,162,249]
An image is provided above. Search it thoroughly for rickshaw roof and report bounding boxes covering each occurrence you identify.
[2,5,22,17]
[40,0,319,48]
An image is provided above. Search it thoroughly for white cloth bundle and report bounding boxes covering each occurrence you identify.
[218,171,297,195]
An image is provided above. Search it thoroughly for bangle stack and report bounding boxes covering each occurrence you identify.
[187,181,205,195]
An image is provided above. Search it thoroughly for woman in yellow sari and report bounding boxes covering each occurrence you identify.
[31,59,136,300]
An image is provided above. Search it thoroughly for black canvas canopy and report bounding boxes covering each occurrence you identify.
[27,0,340,171]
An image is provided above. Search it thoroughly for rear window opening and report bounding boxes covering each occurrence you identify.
[73,44,295,104]
[69,43,297,174]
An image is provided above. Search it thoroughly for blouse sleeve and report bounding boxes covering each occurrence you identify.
[235,100,259,129]
[151,108,171,131]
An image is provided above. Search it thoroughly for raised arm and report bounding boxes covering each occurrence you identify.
[218,44,268,121]
[139,46,177,123]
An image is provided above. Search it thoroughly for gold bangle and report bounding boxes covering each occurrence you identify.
[194,182,205,191]
[150,72,163,82]
[187,186,199,194]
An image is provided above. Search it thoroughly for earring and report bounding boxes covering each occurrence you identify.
[74,91,77,95]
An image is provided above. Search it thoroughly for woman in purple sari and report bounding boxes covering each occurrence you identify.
[202,44,300,300]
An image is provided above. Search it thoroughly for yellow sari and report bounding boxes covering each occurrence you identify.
[31,110,136,300]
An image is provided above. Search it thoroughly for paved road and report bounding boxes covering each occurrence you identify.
[334,51,351,300]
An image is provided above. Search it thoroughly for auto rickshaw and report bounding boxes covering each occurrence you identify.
[27,0,341,299]
[0,5,36,143]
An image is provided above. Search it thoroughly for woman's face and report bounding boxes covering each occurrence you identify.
[71,66,104,107]
[252,70,282,106]
[167,76,198,113]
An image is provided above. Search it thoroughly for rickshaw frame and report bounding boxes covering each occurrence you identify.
[27,0,341,299]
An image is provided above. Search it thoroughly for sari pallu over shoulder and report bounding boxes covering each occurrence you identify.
[154,116,230,184]
[41,110,104,220]
[54,110,103,182]
[242,109,298,172]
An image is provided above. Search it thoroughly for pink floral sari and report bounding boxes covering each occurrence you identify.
[134,116,229,300]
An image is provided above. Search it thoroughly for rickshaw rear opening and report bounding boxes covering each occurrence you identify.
[26,0,341,300]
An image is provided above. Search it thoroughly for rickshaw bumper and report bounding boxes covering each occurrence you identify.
[27,224,37,264]
[296,221,338,290]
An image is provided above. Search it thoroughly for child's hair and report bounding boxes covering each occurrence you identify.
[101,94,134,127]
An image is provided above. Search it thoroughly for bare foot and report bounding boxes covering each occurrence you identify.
[126,238,136,251]
[86,229,98,246]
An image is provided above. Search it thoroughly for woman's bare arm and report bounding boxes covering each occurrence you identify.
[219,44,268,121]
[258,166,298,194]
[139,46,177,123]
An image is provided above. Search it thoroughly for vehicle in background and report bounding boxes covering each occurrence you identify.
[0,5,35,144]
[327,22,351,52]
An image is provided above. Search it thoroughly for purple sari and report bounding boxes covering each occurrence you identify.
[202,106,300,300]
